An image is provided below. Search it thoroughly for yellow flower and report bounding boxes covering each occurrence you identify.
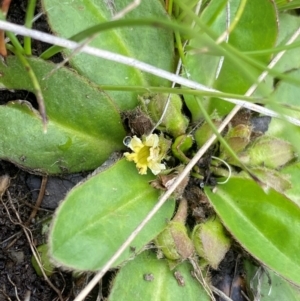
[124,134,167,175]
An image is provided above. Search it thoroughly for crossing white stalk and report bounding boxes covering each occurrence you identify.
[0,20,299,126]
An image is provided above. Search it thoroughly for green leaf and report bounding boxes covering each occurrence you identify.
[184,0,277,120]
[0,57,125,174]
[41,0,174,111]
[272,13,300,73]
[281,162,300,207]
[49,159,175,271]
[108,250,210,301]
[270,69,300,119]
[266,118,300,155]
[204,177,300,286]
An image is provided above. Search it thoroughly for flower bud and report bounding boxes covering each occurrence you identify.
[221,124,251,155]
[31,244,55,277]
[139,93,189,137]
[171,134,193,164]
[240,136,295,169]
[192,217,231,269]
[194,118,222,148]
[122,107,154,136]
[155,221,194,261]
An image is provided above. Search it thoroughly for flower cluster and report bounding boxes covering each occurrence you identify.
[124,134,169,175]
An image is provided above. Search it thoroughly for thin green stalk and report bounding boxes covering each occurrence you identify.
[174,0,300,91]
[174,31,186,65]
[167,0,174,15]
[244,40,300,56]
[278,1,300,11]
[24,0,37,55]
[37,13,300,87]
[195,96,258,182]
[5,31,24,53]
[177,0,205,23]
[174,1,180,18]
[175,0,263,91]
[11,48,47,131]
[99,85,262,102]
[40,18,198,59]
[216,0,247,43]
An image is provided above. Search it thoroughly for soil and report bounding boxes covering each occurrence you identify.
[0,163,68,301]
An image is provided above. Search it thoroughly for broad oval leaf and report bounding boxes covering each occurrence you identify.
[184,0,277,120]
[205,177,300,286]
[49,159,175,271]
[41,0,175,111]
[108,250,210,301]
[0,57,125,174]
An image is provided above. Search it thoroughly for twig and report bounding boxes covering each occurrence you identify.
[3,233,22,250]
[4,192,64,301]
[25,176,47,225]
[0,20,299,126]
[189,256,215,300]
[0,0,12,56]
[113,0,141,20]
[5,12,46,44]
[17,197,51,212]
[1,0,11,15]
[210,286,235,301]
[7,275,21,301]
[0,287,12,301]
[0,231,22,245]
[23,290,31,301]
[0,174,10,197]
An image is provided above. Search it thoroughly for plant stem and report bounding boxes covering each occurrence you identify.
[24,0,37,55]
[0,20,299,127]
[172,197,188,223]
[5,31,24,54]
[12,49,48,131]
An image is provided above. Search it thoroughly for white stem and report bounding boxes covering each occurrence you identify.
[112,0,141,20]
[0,20,299,126]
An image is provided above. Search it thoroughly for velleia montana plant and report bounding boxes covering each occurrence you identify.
[0,0,300,300]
